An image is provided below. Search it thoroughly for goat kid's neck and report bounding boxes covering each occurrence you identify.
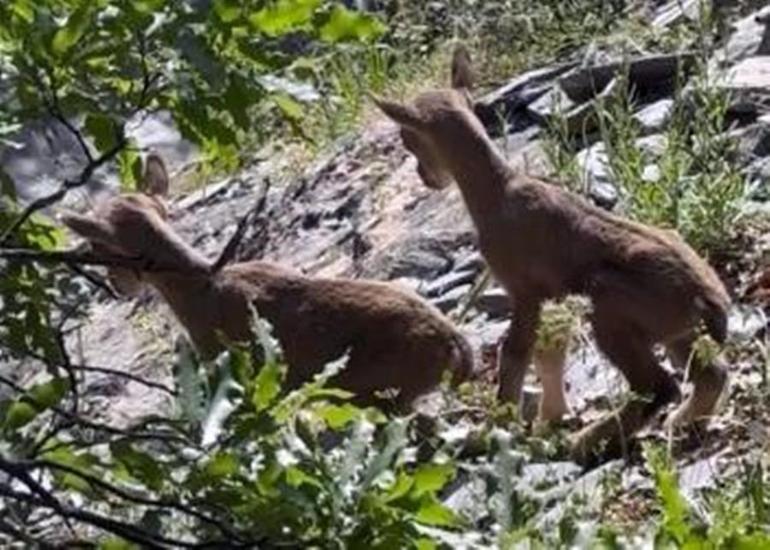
[440,125,513,225]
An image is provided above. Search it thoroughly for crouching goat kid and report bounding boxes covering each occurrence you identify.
[60,155,474,410]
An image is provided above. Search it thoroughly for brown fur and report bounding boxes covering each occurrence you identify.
[60,155,474,410]
[374,49,731,465]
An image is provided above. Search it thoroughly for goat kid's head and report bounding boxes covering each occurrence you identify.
[373,44,479,190]
[60,154,171,296]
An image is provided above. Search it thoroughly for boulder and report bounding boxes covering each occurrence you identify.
[718,5,770,66]
[723,56,770,91]
[475,63,577,133]
[633,99,675,134]
[651,0,700,28]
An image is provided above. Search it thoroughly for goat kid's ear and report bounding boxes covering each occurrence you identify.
[59,211,115,246]
[371,95,423,129]
[140,153,169,197]
[451,43,474,91]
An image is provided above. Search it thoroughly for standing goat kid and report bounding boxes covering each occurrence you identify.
[374,49,731,465]
[60,155,473,410]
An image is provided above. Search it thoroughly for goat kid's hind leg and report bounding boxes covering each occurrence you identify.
[570,318,680,467]
[497,297,541,414]
[664,336,727,430]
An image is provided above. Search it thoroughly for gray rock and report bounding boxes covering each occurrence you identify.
[475,287,510,318]
[723,56,770,91]
[636,134,668,157]
[558,53,695,105]
[475,63,577,132]
[728,304,767,342]
[453,251,486,274]
[3,111,196,204]
[731,121,770,163]
[679,457,720,500]
[719,5,770,66]
[575,143,618,208]
[536,460,625,529]
[634,99,675,134]
[747,156,770,191]
[652,0,700,28]
[431,284,472,313]
[366,236,455,280]
[423,269,479,298]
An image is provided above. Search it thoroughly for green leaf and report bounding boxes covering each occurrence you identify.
[84,114,119,155]
[173,339,208,424]
[319,5,386,43]
[646,445,691,544]
[735,533,770,550]
[0,166,16,200]
[315,403,360,429]
[214,0,241,23]
[224,76,260,130]
[205,452,239,479]
[132,0,166,15]
[9,0,35,24]
[415,540,439,550]
[362,419,409,488]
[117,148,142,191]
[110,441,165,492]
[100,537,139,550]
[412,463,455,496]
[272,93,303,121]
[285,466,323,489]
[252,361,284,413]
[44,446,101,495]
[4,401,38,429]
[383,472,414,502]
[249,0,321,36]
[52,5,93,57]
[27,377,69,411]
[414,496,460,527]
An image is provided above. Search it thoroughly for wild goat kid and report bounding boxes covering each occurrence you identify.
[374,48,731,465]
[60,155,473,409]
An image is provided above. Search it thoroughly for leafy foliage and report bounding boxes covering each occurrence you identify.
[646,444,770,548]
[594,60,746,256]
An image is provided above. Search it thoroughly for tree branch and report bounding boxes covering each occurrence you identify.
[0,374,188,446]
[68,364,176,395]
[23,458,252,544]
[212,180,271,273]
[0,247,193,275]
[0,484,202,549]
[0,139,127,246]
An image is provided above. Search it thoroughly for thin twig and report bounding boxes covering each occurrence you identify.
[0,517,59,550]
[0,139,127,245]
[23,458,251,544]
[0,374,188,445]
[68,364,177,395]
[212,180,271,273]
[66,263,118,299]
[0,485,207,549]
[0,247,195,275]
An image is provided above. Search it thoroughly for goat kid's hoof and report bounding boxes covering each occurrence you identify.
[568,431,603,468]
[568,423,627,469]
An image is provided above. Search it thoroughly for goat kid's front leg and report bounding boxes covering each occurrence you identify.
[497,297,541,414]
